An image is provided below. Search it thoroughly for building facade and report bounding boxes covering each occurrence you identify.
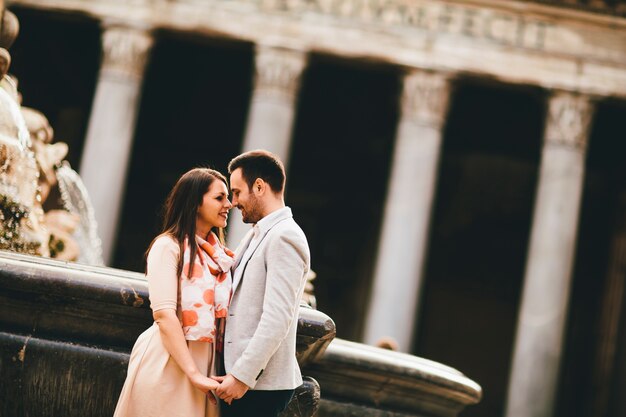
[7,0,626,415]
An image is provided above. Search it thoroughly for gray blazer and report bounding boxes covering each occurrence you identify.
[224,207,310,390]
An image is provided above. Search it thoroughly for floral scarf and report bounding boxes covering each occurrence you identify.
[180,232,234,343]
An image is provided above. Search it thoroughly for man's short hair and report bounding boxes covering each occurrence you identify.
[228,150,286,193]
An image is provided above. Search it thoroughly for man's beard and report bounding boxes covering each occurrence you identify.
[241,195,263,224]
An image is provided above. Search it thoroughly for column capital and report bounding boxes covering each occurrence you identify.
[252,45,307,102]
[544,91,595,151]
[100,26,154,80]
[400,69,452,128]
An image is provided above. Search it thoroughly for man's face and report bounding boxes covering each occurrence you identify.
[230,168,263,224]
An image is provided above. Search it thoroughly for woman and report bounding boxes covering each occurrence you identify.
[114,168,234,417]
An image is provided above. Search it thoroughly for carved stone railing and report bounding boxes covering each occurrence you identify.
[0,250,481,416]
[0,250,333,417]
[306,339,482,416]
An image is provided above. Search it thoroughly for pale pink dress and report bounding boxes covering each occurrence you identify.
[113,236,219,417]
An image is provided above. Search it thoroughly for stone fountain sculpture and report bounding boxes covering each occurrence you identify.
[0,7,103,264]
[0,4,482,417]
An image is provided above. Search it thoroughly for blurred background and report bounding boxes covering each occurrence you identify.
[6,0,626,415]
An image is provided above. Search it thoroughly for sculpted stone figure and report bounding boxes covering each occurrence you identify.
[0,5,94,262]
[22,106,82,261]
[0,74,47,255]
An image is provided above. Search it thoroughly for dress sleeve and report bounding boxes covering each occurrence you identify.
[146,235,180,312]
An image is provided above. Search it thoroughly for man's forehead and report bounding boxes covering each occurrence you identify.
[230,177,242,190]
[230,169,245,182]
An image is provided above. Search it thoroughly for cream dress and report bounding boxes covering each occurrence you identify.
[113,236,219,417]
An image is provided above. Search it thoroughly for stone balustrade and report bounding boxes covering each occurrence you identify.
[0,249,481,416]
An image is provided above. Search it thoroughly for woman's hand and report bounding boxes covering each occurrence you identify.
[153,310,220,404]
[189,373,220,404]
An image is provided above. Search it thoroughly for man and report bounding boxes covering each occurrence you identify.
[215,150,310,417]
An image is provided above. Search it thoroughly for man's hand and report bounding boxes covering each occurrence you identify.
[213,374,249,405]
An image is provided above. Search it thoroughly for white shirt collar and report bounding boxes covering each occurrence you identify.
[254,206,291,237]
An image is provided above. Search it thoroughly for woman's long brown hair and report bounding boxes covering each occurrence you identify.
[146,168,228,278]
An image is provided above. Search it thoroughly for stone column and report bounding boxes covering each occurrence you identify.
[227,45,307,247]
[363,69,452,352]
[79,26,153,265]
[505,92,595,417]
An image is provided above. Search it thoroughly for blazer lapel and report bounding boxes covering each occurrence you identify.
[231,216,290,295]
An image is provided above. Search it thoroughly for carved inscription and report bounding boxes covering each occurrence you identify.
[252,0,553,50]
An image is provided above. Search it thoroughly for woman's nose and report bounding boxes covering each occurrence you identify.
[225,199,233,208]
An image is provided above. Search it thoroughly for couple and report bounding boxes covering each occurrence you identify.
[113,150,310,417]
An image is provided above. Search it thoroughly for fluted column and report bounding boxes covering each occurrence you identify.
[79,26,153,264]
[228,45,307,247]
[505,92,595,417]
[363,69,452,352]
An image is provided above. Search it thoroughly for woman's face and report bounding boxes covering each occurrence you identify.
[197,180,232,231]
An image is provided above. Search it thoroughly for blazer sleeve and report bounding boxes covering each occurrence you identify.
[146,235,180,313]
[229,228,309,388]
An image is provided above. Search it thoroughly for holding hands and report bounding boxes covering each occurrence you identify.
[191,372,249,405]
[212,374,250,405]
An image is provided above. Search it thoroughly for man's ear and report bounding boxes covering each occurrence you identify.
[253,178,265,195]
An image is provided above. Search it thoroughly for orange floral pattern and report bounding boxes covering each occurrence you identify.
[180,232,234,343]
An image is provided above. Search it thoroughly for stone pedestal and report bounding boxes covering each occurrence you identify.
[363,69,452,352]
[228,46,307,247]
[505,92,595,417]
[79,26,153,264]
